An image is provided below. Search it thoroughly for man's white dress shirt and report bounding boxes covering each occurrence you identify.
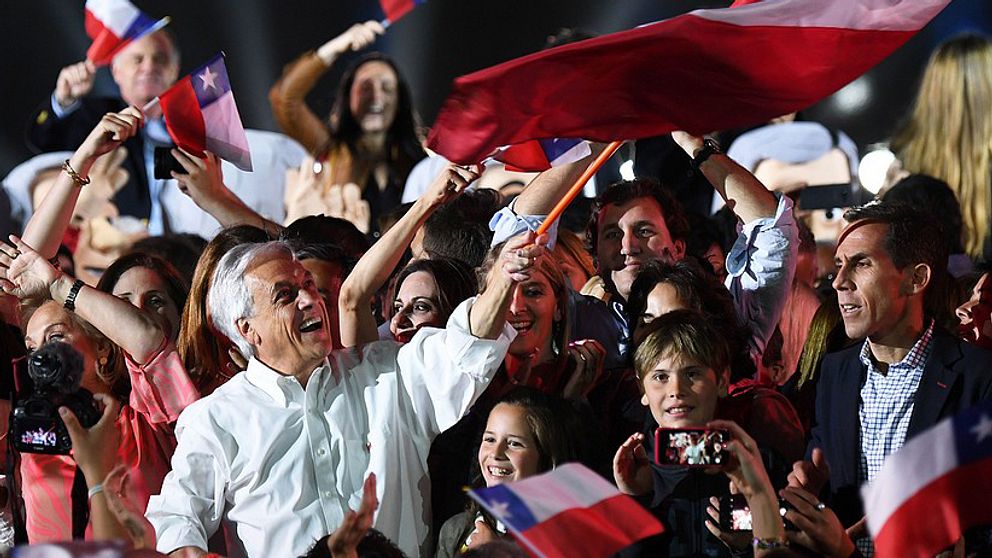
[146,298,514,558]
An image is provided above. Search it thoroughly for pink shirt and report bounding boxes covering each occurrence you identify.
[21,340,199,542]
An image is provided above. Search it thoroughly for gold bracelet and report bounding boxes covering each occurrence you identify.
[62,159,91,187]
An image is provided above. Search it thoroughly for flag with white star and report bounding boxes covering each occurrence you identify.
[468,463,662,558]
[863,400,992,558]
[158,53,253,171]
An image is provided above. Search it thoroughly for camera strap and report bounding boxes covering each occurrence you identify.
[70,466,89,539]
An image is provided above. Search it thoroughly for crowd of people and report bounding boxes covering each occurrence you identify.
[1,14,991,558]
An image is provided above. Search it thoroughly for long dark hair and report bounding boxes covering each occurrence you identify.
[326,53,424,182]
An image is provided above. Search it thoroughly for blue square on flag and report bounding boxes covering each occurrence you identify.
[193,57,233,107]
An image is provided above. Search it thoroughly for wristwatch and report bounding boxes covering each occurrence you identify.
[691,138,722,170]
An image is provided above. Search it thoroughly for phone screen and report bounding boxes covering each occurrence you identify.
[719,494,797,531]
[654,428,729,467]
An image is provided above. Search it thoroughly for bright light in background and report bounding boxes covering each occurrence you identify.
[858,148,896,195]
[832,76,872,114]
[619,159,635,180]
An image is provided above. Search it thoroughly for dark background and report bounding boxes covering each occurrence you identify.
[1,0,989,178]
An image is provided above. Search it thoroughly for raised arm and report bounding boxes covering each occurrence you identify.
[471,232,547,339]
[338,164,479,347]
[0,236,166,364]
[269,21,384,154]
[171,149,282,236]
[21,107,144,259]
[672,131,777,224]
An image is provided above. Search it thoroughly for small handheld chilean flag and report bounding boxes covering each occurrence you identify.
[379,0,426,25]
[158,54,252,172]
[85,0,170,66]
[469,463,663,558]
[862,401,992,557]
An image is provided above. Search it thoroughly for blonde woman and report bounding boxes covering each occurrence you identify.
[890,34,992,260]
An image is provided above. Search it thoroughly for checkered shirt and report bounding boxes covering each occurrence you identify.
[855,321,934,556]
[858,320,935,484]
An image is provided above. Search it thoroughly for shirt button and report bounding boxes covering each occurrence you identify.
[317,448,326,456]
[325,491,333,497]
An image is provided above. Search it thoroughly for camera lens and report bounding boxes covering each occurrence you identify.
[27,351,61,387]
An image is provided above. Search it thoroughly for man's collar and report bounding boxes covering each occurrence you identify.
[244,357,328,407]
[859,319,936,372]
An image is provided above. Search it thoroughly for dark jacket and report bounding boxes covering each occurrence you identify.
[811,327,992,526]
[26,96,152,221]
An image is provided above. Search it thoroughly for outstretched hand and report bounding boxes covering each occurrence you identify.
[0,235,60,301]
[326,473,378,558]
[613,432,652,496]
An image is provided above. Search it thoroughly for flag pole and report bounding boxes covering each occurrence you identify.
[142,97,160,114]
[535,140,623,236]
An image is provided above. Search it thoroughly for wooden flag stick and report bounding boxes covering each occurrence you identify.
[535,140,623,236]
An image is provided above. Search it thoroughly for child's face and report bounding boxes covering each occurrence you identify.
[478,403,542,486]
[641,352,727,429]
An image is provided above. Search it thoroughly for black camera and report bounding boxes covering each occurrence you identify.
[10,342,101,455]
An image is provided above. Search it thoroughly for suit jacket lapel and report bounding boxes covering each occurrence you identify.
[836,349,865,485]
[909,330,962,437]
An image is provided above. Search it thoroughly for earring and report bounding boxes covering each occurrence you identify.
[98,356,108,366]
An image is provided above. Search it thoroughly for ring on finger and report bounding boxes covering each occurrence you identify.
[814,502,826,511]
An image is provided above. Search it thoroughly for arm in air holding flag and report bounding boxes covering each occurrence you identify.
[269,20,385,155]
[21,107,144,259]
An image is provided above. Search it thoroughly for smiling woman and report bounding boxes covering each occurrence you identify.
[270,21,425,233]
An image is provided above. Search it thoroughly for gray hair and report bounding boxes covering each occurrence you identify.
[208,241,295,358]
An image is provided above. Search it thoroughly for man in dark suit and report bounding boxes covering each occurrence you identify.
[25,30,180,229]
[790,202,992,554]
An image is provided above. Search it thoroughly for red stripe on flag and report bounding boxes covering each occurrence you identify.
[516,494,663,558]
[873,458,992,558]
[84,10,107,40]
[426,16,915,164]
[380,0,415,21]
[85,12,122,65]
[159,76,207,156]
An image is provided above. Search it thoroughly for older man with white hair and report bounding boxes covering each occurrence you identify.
[147,230,542,558]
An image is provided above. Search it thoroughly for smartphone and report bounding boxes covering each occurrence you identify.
[719,494,797,531]
[654,428,729,467]
[797,183,860,210]
[153,146,185,179]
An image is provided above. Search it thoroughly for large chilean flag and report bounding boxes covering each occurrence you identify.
[85,0,169,66]
[426,0,952,164]
[469,463,662,558]
[862,401,992,558]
